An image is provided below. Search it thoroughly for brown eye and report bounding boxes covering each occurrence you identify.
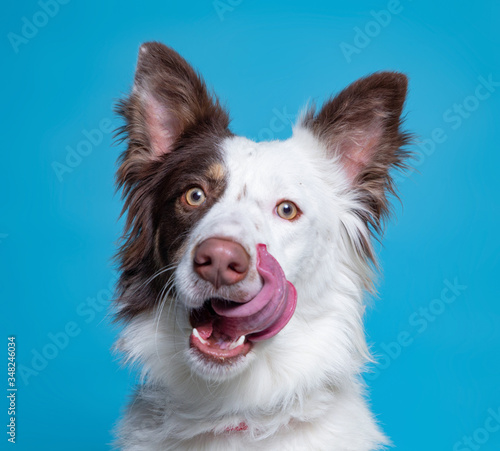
[276,201,299,220]
[185,187,206,206]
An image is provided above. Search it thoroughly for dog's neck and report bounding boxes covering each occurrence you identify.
[127,376,366,444]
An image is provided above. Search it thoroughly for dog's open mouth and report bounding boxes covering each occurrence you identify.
[189,300,253,360]
[189,244,297,363]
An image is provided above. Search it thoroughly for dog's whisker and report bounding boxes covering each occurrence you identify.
[136,264,177,293]
[153,278,178,362]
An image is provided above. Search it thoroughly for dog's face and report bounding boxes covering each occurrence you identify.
[115,42,409,391]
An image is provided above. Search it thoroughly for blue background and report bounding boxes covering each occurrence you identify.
[2,1,499,449]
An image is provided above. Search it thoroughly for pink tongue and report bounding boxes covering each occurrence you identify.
[211,244,297,342]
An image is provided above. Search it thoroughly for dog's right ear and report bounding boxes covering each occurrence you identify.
[116,42,229,166]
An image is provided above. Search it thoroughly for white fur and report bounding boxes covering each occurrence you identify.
[114,125,388,450]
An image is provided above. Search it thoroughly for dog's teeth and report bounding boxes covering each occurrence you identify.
[228,335,246,350]
[192,328,209,345]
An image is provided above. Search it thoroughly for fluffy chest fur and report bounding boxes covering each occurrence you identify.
[113,42,411,451]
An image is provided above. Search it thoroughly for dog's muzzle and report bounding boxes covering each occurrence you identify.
[189,244,297,361]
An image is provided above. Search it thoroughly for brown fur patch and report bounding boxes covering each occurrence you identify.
[236,184,248,201]
[114,42,232,320]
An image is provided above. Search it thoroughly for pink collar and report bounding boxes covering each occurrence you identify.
[224,422,248,432]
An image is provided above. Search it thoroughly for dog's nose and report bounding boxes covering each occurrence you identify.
[194,238,250,289]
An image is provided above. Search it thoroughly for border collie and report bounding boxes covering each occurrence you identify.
[113,41,411,450]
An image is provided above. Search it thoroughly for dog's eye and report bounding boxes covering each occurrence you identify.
[276,201,299,220]
[185,187,206,206]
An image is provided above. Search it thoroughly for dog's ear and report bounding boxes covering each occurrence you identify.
[302,72,411,230]
[114,43,230,290]
[116,41,229,161]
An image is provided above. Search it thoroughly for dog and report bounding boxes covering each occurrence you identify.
[113,41,411,450]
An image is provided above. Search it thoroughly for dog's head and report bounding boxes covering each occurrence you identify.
[114,42,410,395]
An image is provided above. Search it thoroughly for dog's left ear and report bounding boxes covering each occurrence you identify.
[302,72,411,229]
